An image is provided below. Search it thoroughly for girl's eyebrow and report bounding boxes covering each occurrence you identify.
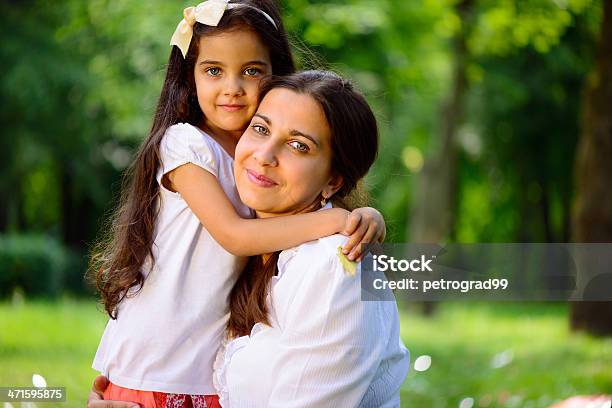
[198,60,269,66]
[253,113,320,147]
[243,60,269,66]
[199,60,224,66]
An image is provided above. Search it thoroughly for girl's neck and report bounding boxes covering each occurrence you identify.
[200,121,242,158]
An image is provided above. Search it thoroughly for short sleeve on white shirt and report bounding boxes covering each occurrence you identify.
[156,123,219,187]
[93,122,252,394]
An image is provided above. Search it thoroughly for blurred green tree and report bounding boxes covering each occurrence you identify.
[0,0,605,302]
[0,1,120,250]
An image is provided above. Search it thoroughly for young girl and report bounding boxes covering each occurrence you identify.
[91,1,385,407]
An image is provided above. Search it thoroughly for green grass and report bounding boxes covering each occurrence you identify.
[0,298,108,407]
[398,302,612,407]
[0,299,610,407]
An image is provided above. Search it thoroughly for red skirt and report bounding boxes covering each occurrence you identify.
[103,382,221,408]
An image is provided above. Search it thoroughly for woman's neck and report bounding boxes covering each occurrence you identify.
[254,198,325,265]
[254,198,323,220]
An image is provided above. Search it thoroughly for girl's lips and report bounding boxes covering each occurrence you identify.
[246,169,277,187]
[219,104,246,112]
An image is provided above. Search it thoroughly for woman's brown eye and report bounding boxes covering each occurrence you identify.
[289,141,309,152]
[252,124,267,134]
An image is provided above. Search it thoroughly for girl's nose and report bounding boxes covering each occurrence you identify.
[253,142,278,167]
[223,75,245,97]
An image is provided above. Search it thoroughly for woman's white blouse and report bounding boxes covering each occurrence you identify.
[213,233,410,407]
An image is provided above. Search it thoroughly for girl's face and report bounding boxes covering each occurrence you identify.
[194,29,271,141]
[234,88,343,218]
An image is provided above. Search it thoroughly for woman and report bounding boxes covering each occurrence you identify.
[88,70,409,407]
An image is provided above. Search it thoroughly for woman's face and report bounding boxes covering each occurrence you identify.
[234,88,342,218]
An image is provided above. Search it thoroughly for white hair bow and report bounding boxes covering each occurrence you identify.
[170,0,277,58]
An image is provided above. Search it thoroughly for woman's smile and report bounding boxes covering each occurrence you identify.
[246,169,278,187]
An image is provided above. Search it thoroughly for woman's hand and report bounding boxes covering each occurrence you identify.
[87,375,139,408]
[341,207,386,261]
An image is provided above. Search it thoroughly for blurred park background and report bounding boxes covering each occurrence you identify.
[1,0,611,406]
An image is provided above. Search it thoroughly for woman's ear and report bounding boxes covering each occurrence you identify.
[323,173,344,198]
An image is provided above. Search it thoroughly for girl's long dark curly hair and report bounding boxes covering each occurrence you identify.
[89,0,295,319]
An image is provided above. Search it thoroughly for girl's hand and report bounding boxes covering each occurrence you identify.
[341,207,386,261]
[87,375,139,408]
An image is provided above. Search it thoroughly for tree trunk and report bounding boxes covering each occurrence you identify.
[570,0,612,336]
[407,0,472,316]
[408,0,472,244]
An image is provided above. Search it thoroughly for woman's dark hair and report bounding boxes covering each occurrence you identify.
[227,70,379,337]
[90,0,295,319]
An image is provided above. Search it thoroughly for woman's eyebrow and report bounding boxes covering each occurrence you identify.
[253,113,271,124]
[289,130,319,147]
[253,113,320,147]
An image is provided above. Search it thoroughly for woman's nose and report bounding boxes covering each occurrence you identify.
[253,142,278,167]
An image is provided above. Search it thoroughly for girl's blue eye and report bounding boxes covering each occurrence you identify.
[244,68,261,76]
[206,67,221,76]
[289,141,309,153]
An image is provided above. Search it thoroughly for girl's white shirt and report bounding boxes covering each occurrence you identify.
[92,123,252,395]
[213,209,410,407]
